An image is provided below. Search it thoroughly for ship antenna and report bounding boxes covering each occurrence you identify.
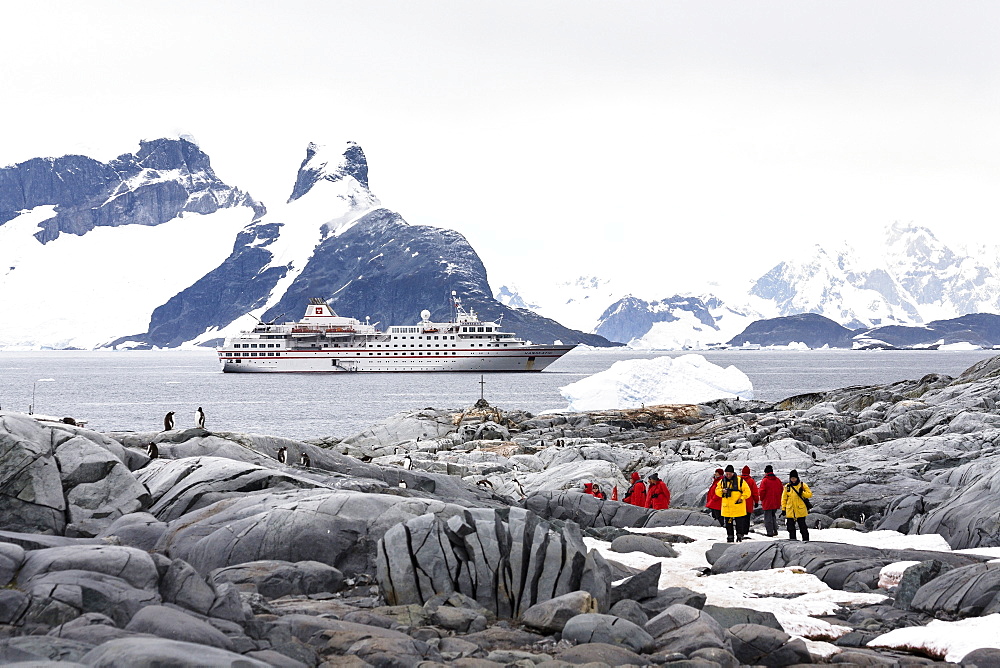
[245,311,263,325]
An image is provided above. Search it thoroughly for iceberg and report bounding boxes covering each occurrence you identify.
[559,353,753,411]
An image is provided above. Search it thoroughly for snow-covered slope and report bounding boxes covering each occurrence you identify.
[0,139,260,349]
[495,276,624,333]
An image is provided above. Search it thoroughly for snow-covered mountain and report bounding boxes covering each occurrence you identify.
[0,139,263,349]
[496,223,1000,348]
[749,223,1000,328]
[0,139,611,349]
[594,295,758,349]
[495,276,622,333]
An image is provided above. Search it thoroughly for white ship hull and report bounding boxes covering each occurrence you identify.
[219,295,576,373]
[221,345,573,373]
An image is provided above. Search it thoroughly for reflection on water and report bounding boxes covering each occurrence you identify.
[0,348,995,440]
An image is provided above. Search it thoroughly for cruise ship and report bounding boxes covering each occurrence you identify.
[218,294,575,373]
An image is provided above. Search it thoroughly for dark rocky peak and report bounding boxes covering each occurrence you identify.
[121,137,216,177]
[288,141,370,203]
[0,138,260,243]
[729,312,857,348]
[595,294,719,344]
[0,154,120,226]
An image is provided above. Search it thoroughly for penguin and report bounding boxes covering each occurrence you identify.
[146,442,158,459]
[399,481,408,488]
[195,407,206,429]
[277,446,287,464]
[476,479,495,490]
[163,411,175,431]
[402,455,413,471]
[299,452,311,468]
[512,478,526,499]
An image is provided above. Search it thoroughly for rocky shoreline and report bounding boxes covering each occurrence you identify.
[3,356,1000,666]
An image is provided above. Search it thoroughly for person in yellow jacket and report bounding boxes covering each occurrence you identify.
[714,465,751,543]
[780,469,813,541]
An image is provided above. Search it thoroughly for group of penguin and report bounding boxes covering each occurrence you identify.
[147,408,207,460]
[162,408,205,431]
[275,446,311,468]
[146,409,312,469]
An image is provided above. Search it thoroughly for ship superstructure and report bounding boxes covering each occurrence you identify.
[218,294,574,372]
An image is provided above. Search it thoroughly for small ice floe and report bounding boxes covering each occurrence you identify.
[559,354,753,411]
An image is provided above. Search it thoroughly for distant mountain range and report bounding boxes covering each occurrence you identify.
[498,223,1000,349]
[727,312,1000,350]
[0,139,611,349]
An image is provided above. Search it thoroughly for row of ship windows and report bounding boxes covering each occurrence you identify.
[226,343,510,355]
[224,351,471,358]
[233,337,505,349]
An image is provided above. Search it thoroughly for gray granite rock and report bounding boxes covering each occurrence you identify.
[159,558,216,615]
[124,605,235,651]
[962,647,1000,668]
[0,636,95,663]
[136,456,326,522]
[521,591,598,633]
[54,434,151,537]
[726,623,812,666]
[909,562,1000,617]
[711,540,985,590]
[22,570,161,626]
[609,562,661,606]
[210,559,343,599]
[0,414,66,534]
[610,534,678,558]
[894,559,953,610]
[79,636,272,667]
[377,507,610,618]
[560,613,655,654]
[554,641,647,666]
[0,541,25,586]
[47,612,156,645]
[18,545,159,591]
[0,589,31,624]
[157,489,468,577]
[645,604,731,655]
[702,605,782,630]
[609,598,649,627]
[96,513,167,551]
[689,646,741,668]
[638,587,707,617]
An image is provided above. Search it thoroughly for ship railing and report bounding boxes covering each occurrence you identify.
[291,326,356,334]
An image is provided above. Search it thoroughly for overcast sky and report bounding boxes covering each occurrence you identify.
[3,1,998,302]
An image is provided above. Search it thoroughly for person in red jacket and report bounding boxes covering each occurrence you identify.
[591,483,607,500]
[645,473,670,510]
[623,472,647,507]
[757,464,783,537]
[737,465,761,540]
[705,468,724,527]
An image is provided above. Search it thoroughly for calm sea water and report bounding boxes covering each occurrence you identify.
[0,348,995,440]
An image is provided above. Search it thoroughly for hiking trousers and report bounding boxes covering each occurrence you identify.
[762,509,778,536]
[786,516,809,541]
